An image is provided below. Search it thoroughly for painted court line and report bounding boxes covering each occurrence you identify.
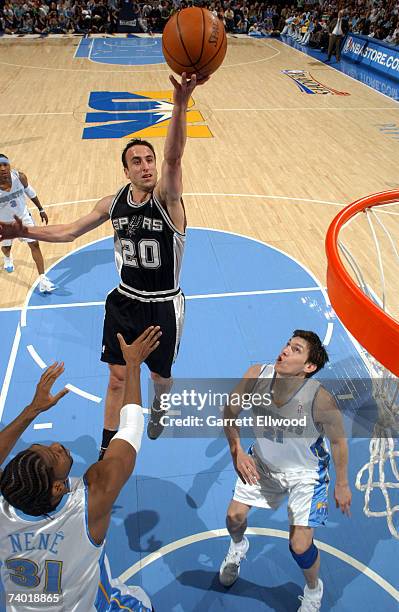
[118,527,399,602]
[29,193,345,212]
[212,106,398,112]
[16,286,325,313]
[27,344,47,368]
[0,324,21,421]
[65,383,101,403]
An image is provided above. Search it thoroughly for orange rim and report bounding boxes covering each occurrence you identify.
[325,190,399,376]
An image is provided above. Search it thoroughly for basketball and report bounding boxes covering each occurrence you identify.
[162,7,227,79]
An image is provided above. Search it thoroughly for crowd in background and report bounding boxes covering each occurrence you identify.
[0,0,398,48]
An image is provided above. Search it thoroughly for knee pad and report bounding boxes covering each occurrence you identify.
[289,541,318,569]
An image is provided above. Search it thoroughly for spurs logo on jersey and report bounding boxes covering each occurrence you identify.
[110,185,185,302]
[112,215,164,235]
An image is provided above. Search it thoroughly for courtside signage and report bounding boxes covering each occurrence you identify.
[282,70,350,95]
[83,90,213,140]
[343,34,399,82]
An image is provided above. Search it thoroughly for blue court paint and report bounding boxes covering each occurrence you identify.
[0,309,20,419]
[279,35,399,101]
[75,37,165,65]
[74,37,92,58]
[1,229,397,611]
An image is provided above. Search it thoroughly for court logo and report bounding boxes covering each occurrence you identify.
[282,70,350,95]
[83,90,213,140]
[376,123,399,141]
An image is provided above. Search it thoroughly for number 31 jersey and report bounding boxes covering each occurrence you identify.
[110,185,186,302]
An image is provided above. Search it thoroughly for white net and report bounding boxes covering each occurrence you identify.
[338,198,399,538]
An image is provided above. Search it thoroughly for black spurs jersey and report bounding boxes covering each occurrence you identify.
[110,185,186,302]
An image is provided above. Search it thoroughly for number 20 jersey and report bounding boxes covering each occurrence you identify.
[110,185,186,302]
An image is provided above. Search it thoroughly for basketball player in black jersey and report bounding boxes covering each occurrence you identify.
[0,72,208,456]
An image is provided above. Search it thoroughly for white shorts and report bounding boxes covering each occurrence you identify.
[0,209,36,246]
[233,446,329,527]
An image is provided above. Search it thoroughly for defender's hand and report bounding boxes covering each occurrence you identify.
[29,363,69,414]
[117,326,162,366]
[233,448,260,485]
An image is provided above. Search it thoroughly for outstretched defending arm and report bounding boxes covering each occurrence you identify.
[0,364,69,467]
[0,195,113,243]
[84,326,161,545]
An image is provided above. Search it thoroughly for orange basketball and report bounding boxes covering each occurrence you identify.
[162,7,227,79]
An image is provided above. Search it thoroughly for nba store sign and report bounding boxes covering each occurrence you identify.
[83,90,213,140]
[342,34,399,81]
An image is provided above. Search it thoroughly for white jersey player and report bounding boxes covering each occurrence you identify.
[0,154,54,292]
[219,330,351,612]
[0,327,161,611]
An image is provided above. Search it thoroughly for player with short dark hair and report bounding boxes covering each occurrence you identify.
[0,73,209,455]
[219,331,351,611]
[0,326,160,611]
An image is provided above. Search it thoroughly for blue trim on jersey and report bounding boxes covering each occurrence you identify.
[308,437,330,527]
[95,554,151,612]
[95,550,112,611]
[109,588,152,611]
[83,477,103,548]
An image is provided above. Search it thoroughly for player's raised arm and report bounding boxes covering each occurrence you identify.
[0,364,69,467]
[224,364,261,485]
[314,386,352,516]
[154,73,207,232]
[0,195,112,243]
[84,326,161,544]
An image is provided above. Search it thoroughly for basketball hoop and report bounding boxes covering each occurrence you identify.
[326,189,399,538]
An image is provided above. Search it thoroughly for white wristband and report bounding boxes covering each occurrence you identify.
[112,403,144,454]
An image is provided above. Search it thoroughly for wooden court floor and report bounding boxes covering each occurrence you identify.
[0,34,398,309]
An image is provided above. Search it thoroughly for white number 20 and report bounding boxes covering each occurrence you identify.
[121,238,161,269]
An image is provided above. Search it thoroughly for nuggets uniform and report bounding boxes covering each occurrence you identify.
[0,478,152,612]
[233,364,330,527]
[101,185,185,378]
[0,170,35,246]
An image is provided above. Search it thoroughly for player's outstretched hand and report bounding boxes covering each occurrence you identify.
[0,215,25,241]
[169,72,210,106]
[29,363,69,414]
[233,448,260,485]
[117,326,162,366]
[334,482,352,517]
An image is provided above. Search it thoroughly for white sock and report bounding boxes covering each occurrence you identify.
[231,538,246,552]
[307,579,321,593]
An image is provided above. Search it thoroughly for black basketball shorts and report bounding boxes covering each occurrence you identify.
[101,288,185,379]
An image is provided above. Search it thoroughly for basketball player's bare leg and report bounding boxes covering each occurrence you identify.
[290,525,323,610]
[1,245,13,272]
[219,500,251,586]
[27,241,44,275]
[28,241,55,293]
[289,526,320,588]
[100,366,172,457]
